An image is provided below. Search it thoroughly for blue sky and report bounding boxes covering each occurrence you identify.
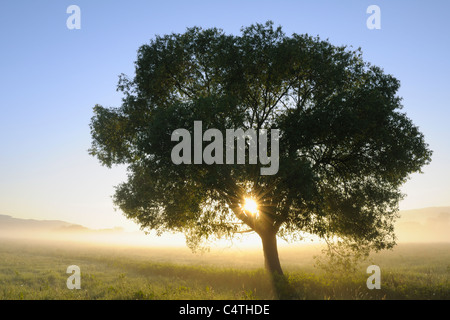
[0,0,449,231]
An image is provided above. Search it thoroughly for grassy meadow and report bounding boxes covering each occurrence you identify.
[0,238,448,300]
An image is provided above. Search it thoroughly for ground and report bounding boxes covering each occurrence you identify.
[0,239,448,300]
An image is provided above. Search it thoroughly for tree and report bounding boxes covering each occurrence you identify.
[89,21,432,292]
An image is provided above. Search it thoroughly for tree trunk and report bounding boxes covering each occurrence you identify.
[260,230,294,299]
[260,230,283,275]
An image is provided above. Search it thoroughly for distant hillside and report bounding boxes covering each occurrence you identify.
[0,214,123,238]
[395,207,450,243]
[0,207,448,244]
[0,214,75,234]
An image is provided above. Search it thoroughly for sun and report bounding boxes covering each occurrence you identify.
[243,198,259,216]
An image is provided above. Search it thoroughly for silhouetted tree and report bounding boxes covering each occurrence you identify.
[89,21,432,297]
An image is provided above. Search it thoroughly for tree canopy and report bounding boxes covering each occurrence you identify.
[89,21,432,277]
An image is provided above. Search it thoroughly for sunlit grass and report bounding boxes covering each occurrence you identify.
[0,239,448,300]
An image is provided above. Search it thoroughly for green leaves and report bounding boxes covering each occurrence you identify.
[89,105,133,168]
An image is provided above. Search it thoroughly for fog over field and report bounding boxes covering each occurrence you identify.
[1,207,448,271]
[1,206,448,249]
[1,208,448,300]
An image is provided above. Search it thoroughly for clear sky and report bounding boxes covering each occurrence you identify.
[1,0,449,233]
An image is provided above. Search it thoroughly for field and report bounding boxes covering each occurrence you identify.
[0,238,448,300]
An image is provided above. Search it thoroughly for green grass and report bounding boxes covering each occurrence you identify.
[0,239,448,300]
